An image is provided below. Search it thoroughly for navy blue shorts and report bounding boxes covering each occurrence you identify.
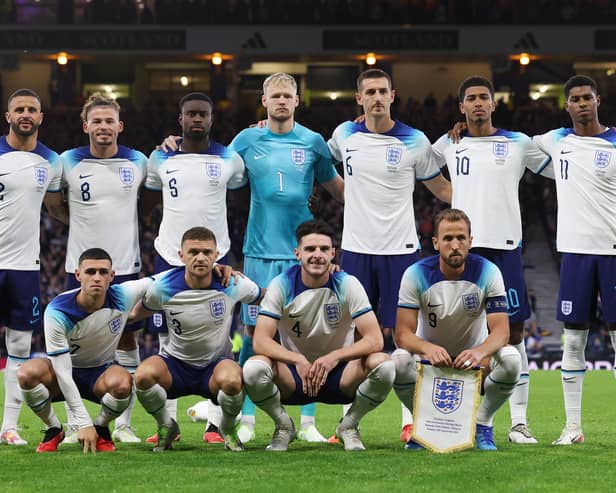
[340,250,420,328]
[161,354,230,402]
[52,363,115,404]
[150,253,229,334]
[66,272,142,332]
[471,247,530,324]
[0,270,42,331]
[283,362,352,405]
[557,253,616,324]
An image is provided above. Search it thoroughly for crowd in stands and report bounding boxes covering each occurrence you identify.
[7,1,616,26]
[1,88,615,360]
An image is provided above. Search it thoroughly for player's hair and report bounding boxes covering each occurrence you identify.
[7,88,41,109]
[564,75,598,97]
[263,73,297,94]
[458,76,494,102]
[181,226,217,245]
[356,68,392,92]
[80,92,120,122]
[296,220,335,244]
[433,208,472,236]
[78,248,112,265]
[178,92,214,112]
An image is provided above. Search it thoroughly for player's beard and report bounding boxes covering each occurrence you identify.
[185,128,209,141]
[444,252,466,269]
[10,119,39,137]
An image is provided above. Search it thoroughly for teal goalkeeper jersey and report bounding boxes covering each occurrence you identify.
[229,123,337,259]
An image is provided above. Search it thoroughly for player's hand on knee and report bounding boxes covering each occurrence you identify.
[447,122,467,143]
[78,426,98,454]
[308,355,337,395]
[295,358,312,395]
[158,135,181,152]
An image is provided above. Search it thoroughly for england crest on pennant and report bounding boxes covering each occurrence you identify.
[210,299,226,319]
[119,167,134,185]
[34,167,48,186]
[432,377,463,414]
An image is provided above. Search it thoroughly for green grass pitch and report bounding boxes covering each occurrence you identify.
[1,370,615,493]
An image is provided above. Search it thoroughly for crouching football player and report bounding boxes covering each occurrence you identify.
[243,220,395,452]
[18,248,151,453]
[130,227,262,452]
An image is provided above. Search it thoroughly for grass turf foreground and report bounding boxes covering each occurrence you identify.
[0,370,615,493]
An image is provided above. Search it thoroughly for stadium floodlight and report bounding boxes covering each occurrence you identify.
[56,52,68,65]
[365,52,377,66]
[211,52,223,66]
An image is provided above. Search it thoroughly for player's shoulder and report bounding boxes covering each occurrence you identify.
[268,264,301,294]
[148,147,174,161]
[389,121,430,147]
[60,146,91,163]
[536,127,573,142]
[232,126,264,149]
[293,122,326,144]
[31,141,60,163]
[331,120,365,140]
[46,289,83,325]
[595,127,616,145]
[463,253,502,285]
[116,145,147,163]
[493,128,530,142]
[208,140,240,161]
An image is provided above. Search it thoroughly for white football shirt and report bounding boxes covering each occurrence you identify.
[328,120,441,254]
[143,267,260,367]
[433,129,551,250]
[45,277,152,367]
[146,142,246,264]
[533,128,616,254]
[61,146,147,274]
[398,253,507,357]
[259,265,373,363]
[0,137,62,269]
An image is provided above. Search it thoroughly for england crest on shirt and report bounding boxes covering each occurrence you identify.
[432,377,463,414]
[561,300,573,316]
[462,293,480,313]
[324,303,341,323]
[290,148,306,169]
[34,166,48,186]
[594,150,611,169]
[119,167,134,185]
[210,298,226,319]
[386,145,402,165]
[108,316,123,334]
[493,142,508,158]
[205,161,221,179]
